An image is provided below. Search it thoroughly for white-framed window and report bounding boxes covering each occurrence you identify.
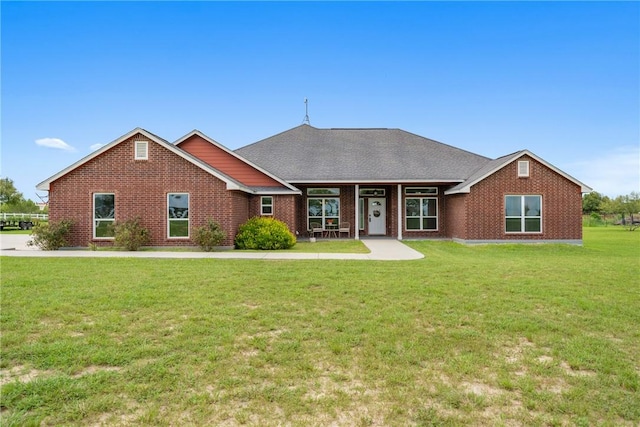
[94,193,115,239]
[359,198,365,230]
[307,188,340,196]
[505,195,542,233]
[168,193,189,238]
[308,197,340,229]
[135,140,148,160]
[359,188,386,197]
[405,187,438,195]
[261,196,273,215]
[517,160,530,177]
[405,197,438,231]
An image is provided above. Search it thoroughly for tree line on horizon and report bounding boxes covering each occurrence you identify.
[0,177,45,214]
[583,191,640,231]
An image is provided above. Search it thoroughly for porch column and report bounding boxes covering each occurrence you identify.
[397,184,403,240]
[354,184,360,240]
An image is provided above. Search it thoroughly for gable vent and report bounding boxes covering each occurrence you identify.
[135,140,149,160]
[518,160,530,177]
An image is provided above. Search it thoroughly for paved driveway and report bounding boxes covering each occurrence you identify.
[0,234,34,251]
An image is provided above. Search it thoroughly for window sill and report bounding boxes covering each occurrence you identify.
[504,232,542,234]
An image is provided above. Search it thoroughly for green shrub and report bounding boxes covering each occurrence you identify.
[27,220,72,250]
[193,219,226,251]
[112,217,149,251]
[235,217,296,250]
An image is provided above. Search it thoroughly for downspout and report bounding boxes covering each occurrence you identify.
[397,184,403,240]
[354,184,359,240]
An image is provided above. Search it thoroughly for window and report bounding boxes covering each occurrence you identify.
[359,188,386,197]
[359,198,365,230]
[261,196,273,215]
[308,197,340,229]
[505,195,541,233]
[518,160,530,177]
[405,198,438,230]
[168,193,189,238]
[307,188,340,196]
[94,193,115,239]
[135,140,148,160]
[405,187,438,195]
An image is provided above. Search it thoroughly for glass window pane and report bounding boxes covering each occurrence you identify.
[525,218,541,232]
[406,218,420,230]
[325,218,337,228]
[325,199,339,216]
[307,188,340,195]
[423,218,437,230]
[95,194,115,219]
[169,194,189,218]
[506,218,522,232]
[505,196,521,216]
[95,221,114,238]
[405,187,437,195]
[422,199,436,217]
[524,196,541,217]
[308,199,322,217]
[406,199,419,217]
[170,220,189,237]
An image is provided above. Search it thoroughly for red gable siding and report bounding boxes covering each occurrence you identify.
[178,134,282,187]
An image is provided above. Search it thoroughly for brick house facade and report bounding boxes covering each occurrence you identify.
[37,125,590,248]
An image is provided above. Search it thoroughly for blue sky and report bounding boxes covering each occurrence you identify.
[2,1,638,201]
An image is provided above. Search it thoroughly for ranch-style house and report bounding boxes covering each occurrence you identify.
[37,124,591,247]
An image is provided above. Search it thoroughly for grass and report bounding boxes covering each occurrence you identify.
[1,227,639,426]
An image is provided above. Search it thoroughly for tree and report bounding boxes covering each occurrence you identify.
[620,191,640,231]
[582,191,604,214]
[0,177,22,208]
[0,177,41,213]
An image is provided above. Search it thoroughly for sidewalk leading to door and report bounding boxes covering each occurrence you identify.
[1,235,424,261]
[360,239,424,260]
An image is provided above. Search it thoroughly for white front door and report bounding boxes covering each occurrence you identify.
[368,198,386,235]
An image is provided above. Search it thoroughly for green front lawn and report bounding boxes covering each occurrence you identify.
[1,227,639,426]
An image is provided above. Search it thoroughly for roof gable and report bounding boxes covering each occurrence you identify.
[235,124,491,183]
[444,150,592,194]
[36,128,251,193]
[174,130,299,193]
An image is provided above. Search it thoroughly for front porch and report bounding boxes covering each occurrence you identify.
[295,184,450,240]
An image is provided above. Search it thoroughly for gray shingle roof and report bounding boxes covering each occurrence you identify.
[235,124,490,182]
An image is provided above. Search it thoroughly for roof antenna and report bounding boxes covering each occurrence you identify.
[302,98,310,125]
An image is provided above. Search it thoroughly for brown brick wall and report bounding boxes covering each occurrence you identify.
[272,195,298,236]
[464,155,583,241]
[245,195,298,234]
[444,194,467,240]
[48,133,249,247]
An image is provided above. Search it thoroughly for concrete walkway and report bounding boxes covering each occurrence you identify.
[0,234,424,261]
